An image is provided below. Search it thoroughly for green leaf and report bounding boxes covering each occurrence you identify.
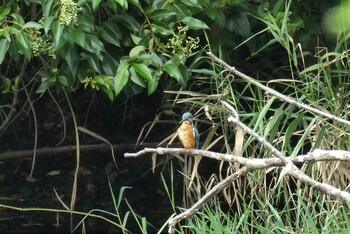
[181,16,209,30]
[0,39,10,64]
[133,63,153,82]
[61,43,77,75]
[151,23,174,36]
[0,5,11,21]
[129,0,140,8]
[130,67,146,87]
[163,62,182,82]
[180,0,201,9]
[170,4,192,18]
[36,79,49,94]
[113,14,139,32]
[149,9,176,21]
[129,45,146,57]
[114,63,129,95]
[93,75,104,84]
[206,9,217,20]
[101,86,114,100]
[43,16,54,34]
[68,28,85,47]
[101,56,116,75]
[16,32,32,59]
[149,53,163,67]
[11,13,25,26]
[84,34,104,58]
[52,20,64,50]
[147,79,158,95]
[1,77,11,93]
[23,21,43,29]
[0,27,10,41]
[130,34,142,45]
[101,21,121,47]
[92,0,102,11]
[87,54,101,73]
[115,0,128,9]
[57,75,69,87]
[43,0,54,19]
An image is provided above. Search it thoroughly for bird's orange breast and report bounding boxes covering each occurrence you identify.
[177,122,196,149]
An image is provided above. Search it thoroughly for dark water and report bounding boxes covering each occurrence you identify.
[0,151,182,233]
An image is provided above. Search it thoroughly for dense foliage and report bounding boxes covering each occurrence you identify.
[1,0,213,100]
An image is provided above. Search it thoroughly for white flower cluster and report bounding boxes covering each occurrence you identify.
[59,0,80,26]
[167,26,200,55]
[28,29,55,58]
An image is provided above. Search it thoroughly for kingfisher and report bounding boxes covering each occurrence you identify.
[177,112,199,149]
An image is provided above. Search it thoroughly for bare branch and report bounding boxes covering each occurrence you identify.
[207,52,350,127]
[124,147,350,166]
[168,166,252,234]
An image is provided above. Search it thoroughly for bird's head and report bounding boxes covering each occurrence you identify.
[181,112,193,124]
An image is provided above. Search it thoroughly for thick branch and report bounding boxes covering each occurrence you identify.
[0,143,157,160]
[124,147,350,167]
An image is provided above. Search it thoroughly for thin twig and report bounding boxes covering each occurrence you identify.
[168,166,251,234]
[48,89,67,146]
[22,79,38,179]
[0,59,28,136]
[207,52,350,127]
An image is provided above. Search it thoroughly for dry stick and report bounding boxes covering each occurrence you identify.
[168,166,251,234]
[63,89,80,232]
[48,89,67,146]
[22,79,38,179]
[207,52,350,127]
